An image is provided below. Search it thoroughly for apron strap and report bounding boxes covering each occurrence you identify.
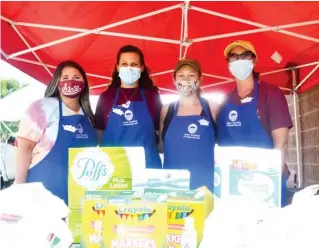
[199,97,211,118]
[140,88,146,102]
[252,79,259,107]
[112,88,121,108]
[58,98,63,118]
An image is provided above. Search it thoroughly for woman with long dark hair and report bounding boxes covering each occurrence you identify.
[95,45,162,168]
[15,61,97,204]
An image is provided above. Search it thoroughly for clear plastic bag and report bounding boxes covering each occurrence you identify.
[0,183,73,248]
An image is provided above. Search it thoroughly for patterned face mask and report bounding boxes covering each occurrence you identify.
[175,80,199,96]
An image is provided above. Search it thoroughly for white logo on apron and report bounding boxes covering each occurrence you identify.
[62,125,77,132]
[71,148,114,189]
[123,110,138,126]
[124,110,133,121]
[227,110,242,127]
[188,124,198,134]
[184,123,200,140]
[76,123,88,139]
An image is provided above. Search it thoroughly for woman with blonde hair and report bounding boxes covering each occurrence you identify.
[15,60,97,204]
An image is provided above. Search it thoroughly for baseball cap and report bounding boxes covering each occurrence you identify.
[224,40,257,59]
[174,58,202,77]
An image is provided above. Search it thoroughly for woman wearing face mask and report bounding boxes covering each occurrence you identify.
[159,59,217,192]
[216,40,293,207]
[95,45,162,168]
[15,61,97,204]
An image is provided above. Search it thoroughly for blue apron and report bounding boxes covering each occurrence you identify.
[100,88,162,169]
[163,98,215,192]
[27,99,98,205]
[217,80,288,207]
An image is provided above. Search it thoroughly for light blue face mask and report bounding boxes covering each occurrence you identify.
[229,60,254,80]
[119,67,141,85]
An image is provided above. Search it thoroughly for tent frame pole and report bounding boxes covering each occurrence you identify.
[4,4,182,59]
[295,64,319,91]
[192,20,319,43]
[10,24,52,76]
[291,69,303,188]
[190,6,319,43]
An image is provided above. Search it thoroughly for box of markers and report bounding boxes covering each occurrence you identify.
[103,194,168,248]
[80,190,135,247]
[144,188,205,248]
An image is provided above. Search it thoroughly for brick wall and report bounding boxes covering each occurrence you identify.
[287,85,319,187]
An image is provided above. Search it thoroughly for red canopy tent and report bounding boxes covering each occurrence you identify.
[1,1,319,95]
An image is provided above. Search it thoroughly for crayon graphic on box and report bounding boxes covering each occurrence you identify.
[103,195,167,248]
[144,189,205,248]
[81,190,135,248]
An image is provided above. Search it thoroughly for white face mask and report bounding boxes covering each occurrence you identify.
[229,60,254,80]
[119,67,141,85]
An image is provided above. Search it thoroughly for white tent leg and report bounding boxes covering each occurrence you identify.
[292,69,303,188]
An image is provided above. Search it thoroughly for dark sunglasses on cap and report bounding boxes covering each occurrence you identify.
[227,51,256,62]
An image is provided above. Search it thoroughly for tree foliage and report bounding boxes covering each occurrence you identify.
[0,79,26,142]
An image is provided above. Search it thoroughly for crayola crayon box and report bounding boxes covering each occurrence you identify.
[101,194,168,248]
[214,145,282,207]
[80,190,135,247]
[144,188,205,248]
[68,147,145,209]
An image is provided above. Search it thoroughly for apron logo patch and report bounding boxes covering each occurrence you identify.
[198,119,209,126]
[188,124,198,134]
[184,124,200,140]
[76,123,88,139]
[227,110,242,127]
[77,123,83,134]
[112,108,124,116]
[124,110,134,121]
[123,110,138,126]
[241,97,254,104]
[229,110,238,122]
[71,148,114,189]
[62,125,77,132]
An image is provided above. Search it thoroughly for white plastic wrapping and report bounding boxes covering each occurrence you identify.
[0,183,73,248]
[200,184,319,248]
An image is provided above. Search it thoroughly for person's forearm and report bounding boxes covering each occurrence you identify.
[96,129,104,145]
[274,143,290,178]
[15,151,32,184]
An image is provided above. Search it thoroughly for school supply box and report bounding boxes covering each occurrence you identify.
[81,190,135,247]
[68,146,144,244]
[102,194,168,248]
[144,188,205,248]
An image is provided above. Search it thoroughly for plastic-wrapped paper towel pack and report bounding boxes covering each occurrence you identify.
[0,183,73,248]
[200,184,319,248]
